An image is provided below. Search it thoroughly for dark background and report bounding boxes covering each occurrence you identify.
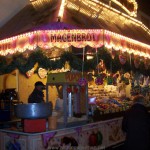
[137,0,150,16]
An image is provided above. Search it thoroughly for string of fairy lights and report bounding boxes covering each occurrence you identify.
[0,0,149,59]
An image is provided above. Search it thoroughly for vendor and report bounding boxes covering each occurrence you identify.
[28,81,46,103]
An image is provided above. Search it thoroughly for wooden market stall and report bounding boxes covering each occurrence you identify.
[0,0,150,149]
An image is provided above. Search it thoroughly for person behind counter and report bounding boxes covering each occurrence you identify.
[122,95,150,150]
[28,81,46,103]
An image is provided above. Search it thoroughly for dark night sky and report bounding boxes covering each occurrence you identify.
[137,0,150,16]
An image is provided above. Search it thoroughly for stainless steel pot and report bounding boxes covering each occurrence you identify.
[14,102,52,119]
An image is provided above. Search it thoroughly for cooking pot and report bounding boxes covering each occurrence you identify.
[14,102,52,119]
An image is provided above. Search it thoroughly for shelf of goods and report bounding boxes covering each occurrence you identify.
[88,84,133,121]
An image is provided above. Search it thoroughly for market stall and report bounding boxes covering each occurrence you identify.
[0,0,150,149]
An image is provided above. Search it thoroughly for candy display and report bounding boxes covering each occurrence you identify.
[87,71,150,121]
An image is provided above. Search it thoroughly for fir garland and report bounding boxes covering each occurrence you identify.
[0,47,149,76]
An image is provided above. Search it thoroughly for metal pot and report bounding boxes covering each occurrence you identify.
[14,102,52,119]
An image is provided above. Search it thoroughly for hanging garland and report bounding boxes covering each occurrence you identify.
[0,46,149,76]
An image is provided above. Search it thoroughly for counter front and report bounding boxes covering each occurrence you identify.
[0,117,125,150]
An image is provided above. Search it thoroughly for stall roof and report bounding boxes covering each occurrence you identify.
[0,0,150,45]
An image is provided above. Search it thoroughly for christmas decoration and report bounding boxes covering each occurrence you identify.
[66,87,72,93]
[120,73,130,85]
[26,68,34,78]
[119,54,126,65]
[0,47,149,77]
[106,75,114,85]
[38,68,48,79]
[78,78,87,86]
[95,73,106,85]
[96,60,106,72]
[112,73,119,86]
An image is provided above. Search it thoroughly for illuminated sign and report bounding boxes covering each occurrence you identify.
[48,33,96,42]
[0,29,149,58]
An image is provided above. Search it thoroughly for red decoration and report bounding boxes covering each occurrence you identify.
[81,87,85,93]
[66,87,72,93]
[73,87,78,93]
[89,132,97,146]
